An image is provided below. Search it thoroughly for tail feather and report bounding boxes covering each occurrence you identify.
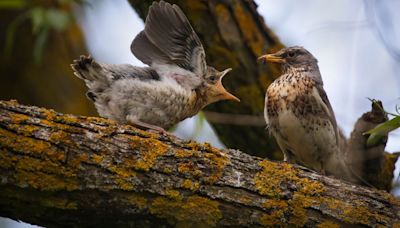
[71,55,106,83]
[71,55,109,102]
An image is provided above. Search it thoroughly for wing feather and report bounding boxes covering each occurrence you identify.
[131,1,206,77]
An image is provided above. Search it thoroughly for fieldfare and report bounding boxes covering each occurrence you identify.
[259,46,348,177]
[71,1,239,132]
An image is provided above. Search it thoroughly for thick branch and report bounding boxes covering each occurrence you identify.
[0,100,399,227]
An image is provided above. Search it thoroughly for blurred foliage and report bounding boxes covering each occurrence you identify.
[364,99,400,147]
[2,0,86,63]
[0,0,96,116]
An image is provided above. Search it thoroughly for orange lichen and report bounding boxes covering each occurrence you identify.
[181,179,200,191]
[255,160,326,226]
[150,195,222,226]
[14,170,78,191]
[126,194,147,209]
[123,135,169,171]
[10,113,29,123]
[316,221,340,228]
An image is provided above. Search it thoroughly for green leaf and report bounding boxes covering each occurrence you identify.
[364,116,400,146]
[33,27,49,63]
[30,7,46,34]
[46,9,72,31]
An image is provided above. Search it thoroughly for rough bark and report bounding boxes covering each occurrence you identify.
[0,100,399,227]
[129,0,284,159]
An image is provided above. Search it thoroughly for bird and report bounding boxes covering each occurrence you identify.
[259,46,348,178]
[71,1,239,133]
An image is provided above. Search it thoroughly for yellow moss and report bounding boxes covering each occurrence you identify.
[0,149,16,169]
[150,195,222,226]
[15,156,75,178]
[123,135,169,171]
[316,221,340,228]
[14,170,78,191]
[0,128,54,156]
[174,149,195,158]
[41,198,77,210]
[255,160,326,226]
[163,167,173,173]
[113,177,135,191]
[165,189,182,200]
[254,160,325,197]
[126,194,147,209]
[91,154,104,164]
[10,113,29,123]
[181,179,200,191]
[260,211,285,226]
[49,130,72,144]
[39,108,57,120]
[312,196,393,226]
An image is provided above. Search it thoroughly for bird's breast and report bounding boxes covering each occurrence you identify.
[266,74,320,119]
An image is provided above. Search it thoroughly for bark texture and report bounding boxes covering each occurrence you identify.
[0,100,399,227]
[129,0,284,159]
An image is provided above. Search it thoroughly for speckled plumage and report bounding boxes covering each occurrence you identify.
[71,1,238,130]
[261,47,346,176]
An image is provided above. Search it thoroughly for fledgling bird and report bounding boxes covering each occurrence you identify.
[259,46,348,177]
[71,1,239,132]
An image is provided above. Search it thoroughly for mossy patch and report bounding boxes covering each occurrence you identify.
[123,135,169,171]
[255,160,325,226]
[150,195,222,227]
[181,179,200,191]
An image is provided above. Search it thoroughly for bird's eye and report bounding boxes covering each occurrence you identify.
[209,76,216,81]
[288,52,296,57]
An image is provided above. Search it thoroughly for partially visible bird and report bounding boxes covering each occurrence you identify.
[259,46,348,177]
[71,1,239,132]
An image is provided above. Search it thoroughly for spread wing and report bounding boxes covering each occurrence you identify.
[131,1,206,77]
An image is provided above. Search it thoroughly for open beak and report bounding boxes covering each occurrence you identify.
[217,68,240,102]
[258,54,285,63]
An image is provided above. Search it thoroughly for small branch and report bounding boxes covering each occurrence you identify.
[204,111,265,126]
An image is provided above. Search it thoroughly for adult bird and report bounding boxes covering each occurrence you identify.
[71,1,239,132]
[259,46,349,178]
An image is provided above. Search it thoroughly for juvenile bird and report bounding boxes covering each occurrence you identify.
[259,46,348,177]
[71,1,239,132]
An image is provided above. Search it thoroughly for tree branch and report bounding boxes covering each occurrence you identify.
[0,100,399,227]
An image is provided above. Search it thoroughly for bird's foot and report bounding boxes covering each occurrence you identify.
[127,120,172,136]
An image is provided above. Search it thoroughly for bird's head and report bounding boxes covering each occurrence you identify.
[201,66,240,104]
[258,46,318,71]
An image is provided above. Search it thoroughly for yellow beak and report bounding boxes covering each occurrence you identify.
[217,68,240,102]
[258,54,285,63]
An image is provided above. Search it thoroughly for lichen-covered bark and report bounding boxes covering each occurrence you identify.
[129,0,284,159]
[0,100,399,227]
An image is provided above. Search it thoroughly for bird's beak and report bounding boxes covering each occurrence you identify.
[258,54,285,63]
[217,68,240,102]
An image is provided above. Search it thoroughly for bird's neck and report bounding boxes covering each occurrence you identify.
[283,62,323,84]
